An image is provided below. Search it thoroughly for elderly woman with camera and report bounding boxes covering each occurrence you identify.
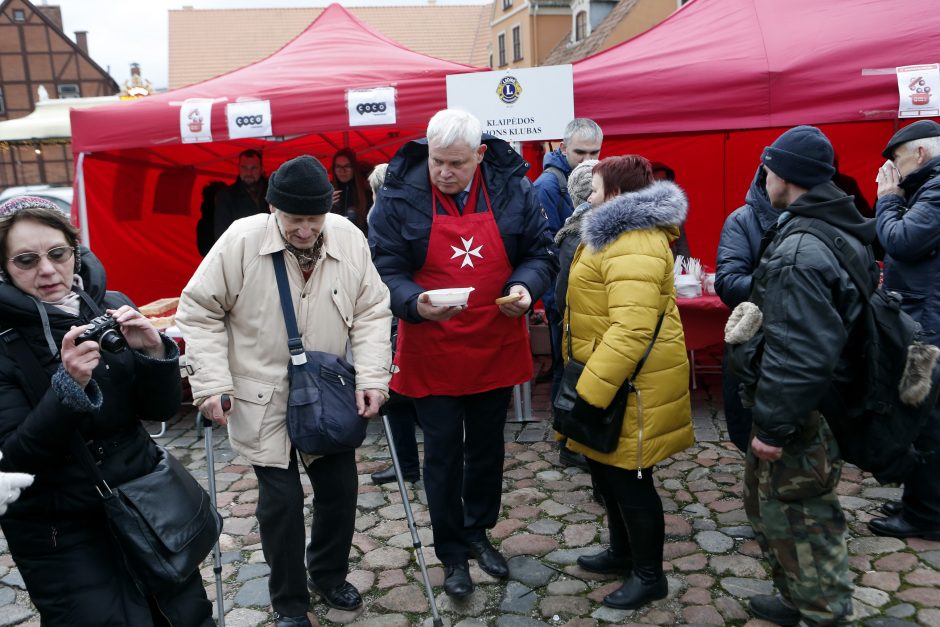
[0,196,212,625]
[563,156,693,611]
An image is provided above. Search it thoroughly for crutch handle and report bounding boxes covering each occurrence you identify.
[201,394,231,428]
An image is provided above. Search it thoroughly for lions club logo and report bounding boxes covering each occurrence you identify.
[496,76,522,104]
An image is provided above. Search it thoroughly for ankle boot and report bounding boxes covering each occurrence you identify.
[602,567,668,610]
[576,548,632,574]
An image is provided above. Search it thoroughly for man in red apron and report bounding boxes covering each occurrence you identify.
[369,109,557,598]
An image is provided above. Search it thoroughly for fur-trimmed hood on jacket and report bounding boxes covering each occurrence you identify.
[581,180,688,252]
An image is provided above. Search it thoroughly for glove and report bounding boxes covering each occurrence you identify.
[0,452,34,516]
[572,395,607,422]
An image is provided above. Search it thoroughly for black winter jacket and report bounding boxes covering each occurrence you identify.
[0,248,181,523]
[368,135,558,323]
[876,154,940,346]
[744,182,876,446]
[715,167,781,309]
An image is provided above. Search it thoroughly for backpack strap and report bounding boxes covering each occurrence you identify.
[544,165,570,209]
[776,218,877,301]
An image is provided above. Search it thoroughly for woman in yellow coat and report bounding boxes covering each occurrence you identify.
[564,155,694,610]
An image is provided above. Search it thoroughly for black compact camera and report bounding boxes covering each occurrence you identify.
[75,314,127,353]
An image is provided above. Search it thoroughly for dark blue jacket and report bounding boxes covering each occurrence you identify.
[876,154,940,346]
[368,135,558,323]
[534,149,574,236]
[715,166,781,308]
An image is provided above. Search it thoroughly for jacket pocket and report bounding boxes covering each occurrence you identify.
[230,375,278,448]
[331,283,354,329]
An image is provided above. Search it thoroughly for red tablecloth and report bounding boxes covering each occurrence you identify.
[676,296,730,351]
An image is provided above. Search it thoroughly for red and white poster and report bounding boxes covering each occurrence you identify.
[897,64,940,118]
[180,99,213,143]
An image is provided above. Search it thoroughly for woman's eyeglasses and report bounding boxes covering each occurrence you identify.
[9,246,75,270]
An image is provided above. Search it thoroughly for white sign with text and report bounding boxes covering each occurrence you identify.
[446,65,574,141]
[347,87,397,127]
[897,64,940,118]
[226,100,273,139]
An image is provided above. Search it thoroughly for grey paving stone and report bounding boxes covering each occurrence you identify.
[507,555,558,587]
[499,581,537,614]
[495,616,551,627]
[233,576,270,607]
[694,530,734,553]
[235,563,270,582]
[718,577,774,598]
[884,603,917,618]
[0,605,34,625]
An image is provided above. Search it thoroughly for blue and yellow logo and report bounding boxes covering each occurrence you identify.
[496,76,523,104]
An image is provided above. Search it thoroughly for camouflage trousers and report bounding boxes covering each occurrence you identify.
[743,412,854,626]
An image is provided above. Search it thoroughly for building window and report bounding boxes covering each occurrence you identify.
[575,11,588,41]
[57,84,80,99]
[13,9,26,22]
[512,26,522,62]
[0,88,5,115]
[498,33,506,67]
[502,0,512,9]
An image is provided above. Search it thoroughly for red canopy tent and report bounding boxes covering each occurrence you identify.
[70,4,481,304]
[572,0,940,265]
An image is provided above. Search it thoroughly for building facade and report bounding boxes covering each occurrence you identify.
[0,0,118,187]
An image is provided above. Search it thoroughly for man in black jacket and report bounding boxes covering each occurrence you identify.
[869,120,940,541]
[212,149,269,242]
[734,126,874,627]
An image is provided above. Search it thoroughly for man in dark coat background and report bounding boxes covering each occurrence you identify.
[869,120,940,541]
[212,149,269,243]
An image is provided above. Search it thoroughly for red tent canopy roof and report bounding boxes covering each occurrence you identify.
[71,3,480,159]
[574,0,940,135]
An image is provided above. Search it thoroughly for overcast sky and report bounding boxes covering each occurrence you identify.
[49,0,488,91]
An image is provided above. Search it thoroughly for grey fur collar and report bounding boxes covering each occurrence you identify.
[581,181,688,251]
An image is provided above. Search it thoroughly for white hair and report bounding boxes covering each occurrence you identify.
[564,118,603,145]
[367,163,388,195]
[905,136,940,159]
[427,109,482,149]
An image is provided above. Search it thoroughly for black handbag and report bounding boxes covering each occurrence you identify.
[71,439,222,592]
[553,306,665,453]
[0,327,221,593]
[272,252,366,455]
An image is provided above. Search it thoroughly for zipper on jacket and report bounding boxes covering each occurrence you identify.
[51,526,57,549]
[635,389,644,479]
[322,369,347,386]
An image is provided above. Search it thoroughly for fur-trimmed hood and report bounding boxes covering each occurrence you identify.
[581,180,688,252]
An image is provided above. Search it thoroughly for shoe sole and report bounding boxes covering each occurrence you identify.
[601,588,668,610]
[576,562,631,575]
[748,602,800,627]
[371,474,419,485]
[444,587,474,599]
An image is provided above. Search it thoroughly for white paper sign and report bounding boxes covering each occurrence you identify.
[897,64,940,118]
[347,87,397,127]
[446,66,574,141]
[226,100,273,139]
[180,99,213,143]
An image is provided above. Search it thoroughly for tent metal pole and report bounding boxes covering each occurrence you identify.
[76,152,90,247]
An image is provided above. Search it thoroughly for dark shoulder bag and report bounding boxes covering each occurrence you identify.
[0,328,221,593]
[272,252,366,455]
[553,307,665,453]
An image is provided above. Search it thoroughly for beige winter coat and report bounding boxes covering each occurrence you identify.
[176,212,392,468]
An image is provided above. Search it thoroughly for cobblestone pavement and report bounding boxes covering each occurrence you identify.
[2,376,939,626]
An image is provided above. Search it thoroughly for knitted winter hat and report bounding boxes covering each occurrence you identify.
[567,159,599,207]
[0,195,60,217]
[761,125,835,189]
[265,155,333,215]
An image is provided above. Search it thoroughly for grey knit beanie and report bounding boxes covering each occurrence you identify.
[567,159,599,207]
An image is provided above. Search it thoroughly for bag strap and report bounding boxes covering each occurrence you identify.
[565,300,666,390]
[271,252,308,365]
[0,329,112,496]
[545,165,570,208]
[777,218,877,301]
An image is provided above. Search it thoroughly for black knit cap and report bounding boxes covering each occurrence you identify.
[761,125,835,189]
[265,155,333,215]
[881,120,940,158]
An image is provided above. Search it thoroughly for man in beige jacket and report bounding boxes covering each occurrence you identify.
[176,155,392,627]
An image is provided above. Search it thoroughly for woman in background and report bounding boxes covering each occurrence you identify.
[331,148,372,232]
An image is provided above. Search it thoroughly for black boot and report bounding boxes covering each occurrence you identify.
[747,594,801,626]
[602,567,668,610]
[576,548,632,574]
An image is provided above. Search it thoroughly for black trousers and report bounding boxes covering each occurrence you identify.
[588,459,665,575]
[385,398,420,475]
[722,344,752,453]
[413,386,513,565]
[902,403,940,527]
[3,513,212,626]
[253,449,357,617]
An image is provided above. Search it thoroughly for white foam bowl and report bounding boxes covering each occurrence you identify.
[426,287,474,307]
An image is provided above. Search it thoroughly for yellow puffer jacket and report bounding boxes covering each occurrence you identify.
[563,180,693,469]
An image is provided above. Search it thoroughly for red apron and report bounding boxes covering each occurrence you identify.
[391,168,532,397]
